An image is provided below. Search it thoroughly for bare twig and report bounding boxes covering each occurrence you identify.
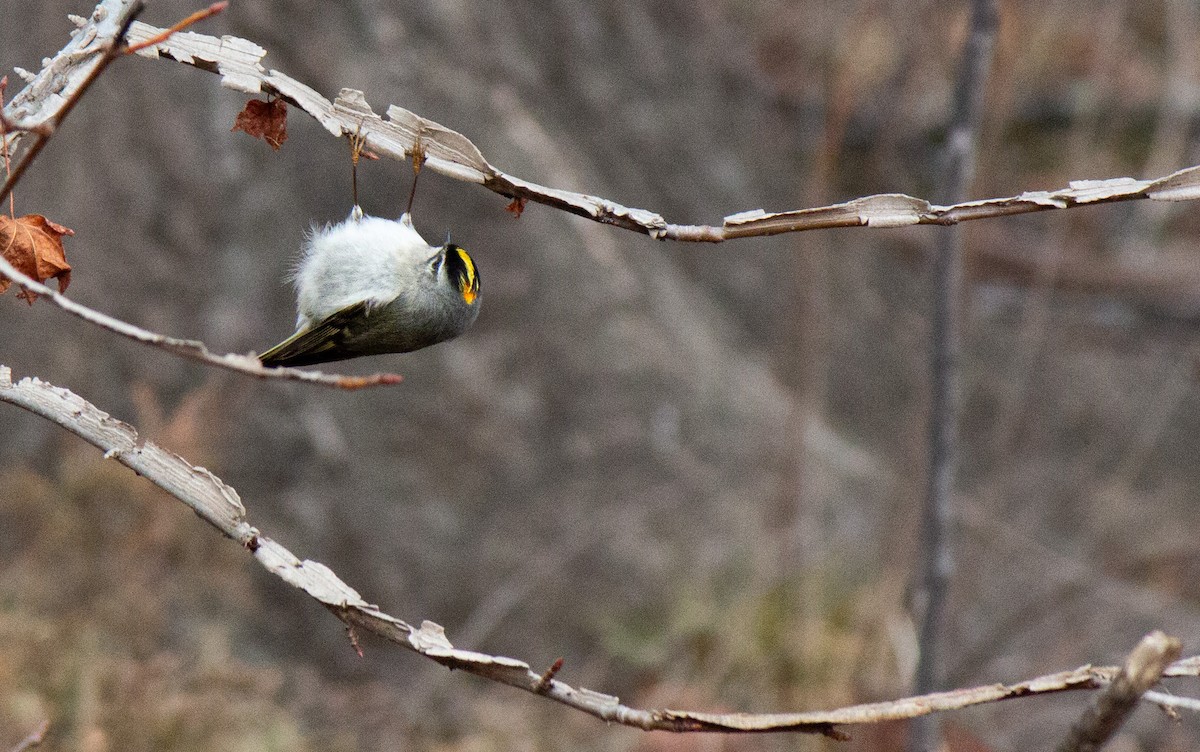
[1143,690,1200,714]
[0,3,143,208]
[345,624,364,658]
[535,658,565,693]
[8,719,49,752]
[1056,631,1182,752]
[4,0,227,203]
[123,1,228,55]
[1,75,13,219]
[1,366,1196,739]
[911,2,998,750]
[0,254,401,388]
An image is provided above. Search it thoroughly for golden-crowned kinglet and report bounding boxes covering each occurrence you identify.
[258,206,480,367]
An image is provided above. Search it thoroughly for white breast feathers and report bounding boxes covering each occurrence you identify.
[291,211,432,328]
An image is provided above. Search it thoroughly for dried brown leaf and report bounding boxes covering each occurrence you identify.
[231,98,288,150]
[0,213,74,304]
[505,196,527,218]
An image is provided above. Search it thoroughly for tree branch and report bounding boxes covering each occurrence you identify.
[1056,631,1182,752]
[912,1,998,750]
[1143,690,1200,714]
[0,2,143,206]
[1,364,1197,739]
[53,14,1198,241]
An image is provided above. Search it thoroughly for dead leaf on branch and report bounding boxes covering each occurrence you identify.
[505,197,528,218]
[0,214,74,304]
[231,98,288,150]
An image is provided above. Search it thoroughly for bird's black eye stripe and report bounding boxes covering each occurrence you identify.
[428,253,444,276]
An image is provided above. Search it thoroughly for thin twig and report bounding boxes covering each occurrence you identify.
[0,254,401,389]
[911,2,999,751]
[1143,690,1200,713]
[1056,631,1182,752]
[1,75,13,219]
[345,622,364,658]
[123,1,228,55]
[535,658,565,693]
[3,1,230,203]
[0,3,144,208]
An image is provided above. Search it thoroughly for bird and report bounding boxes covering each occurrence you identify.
[258,206,480,368]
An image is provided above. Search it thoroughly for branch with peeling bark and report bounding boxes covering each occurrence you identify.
[106,9,1200,241]
[1,364,1196,740]
[16,2,1200,244]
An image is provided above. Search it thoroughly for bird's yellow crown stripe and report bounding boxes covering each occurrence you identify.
[455,247,480,304]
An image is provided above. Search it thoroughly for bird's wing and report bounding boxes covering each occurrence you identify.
[258,300,371,368]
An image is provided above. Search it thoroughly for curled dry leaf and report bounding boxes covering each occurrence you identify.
[231,97,288,150]
[0,214,74,304]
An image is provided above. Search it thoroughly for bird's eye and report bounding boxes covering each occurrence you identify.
[428,253,444,276]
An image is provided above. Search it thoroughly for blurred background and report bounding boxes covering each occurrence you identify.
[3,0,1200,750]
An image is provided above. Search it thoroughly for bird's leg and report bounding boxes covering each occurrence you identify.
[348,125,369,209]
[405,134,427,216]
